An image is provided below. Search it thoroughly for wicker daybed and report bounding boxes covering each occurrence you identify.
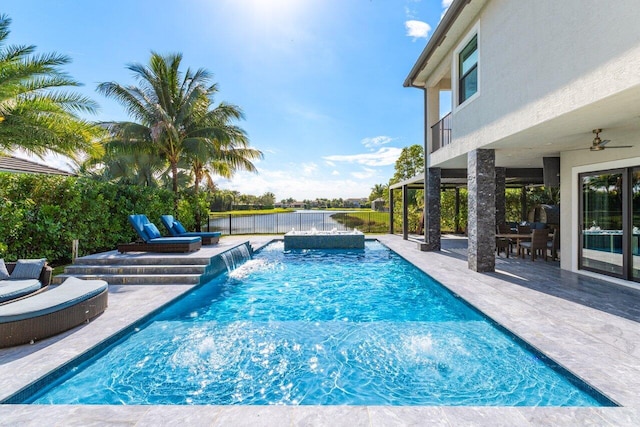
[0,261,53,305]
[0,277,108,348]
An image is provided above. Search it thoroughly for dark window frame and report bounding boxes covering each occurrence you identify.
[458,35,478,105]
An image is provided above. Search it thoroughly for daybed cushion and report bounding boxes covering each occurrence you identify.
[0,277,107,323]
[10,259,46,280]
[0,259,10,280]
[0,280,41,304]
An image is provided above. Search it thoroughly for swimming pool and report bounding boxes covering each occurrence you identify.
[22,241,612,406]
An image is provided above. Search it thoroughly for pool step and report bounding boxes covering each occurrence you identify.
[72,256,213,266]
[52,263,208,286]
[52,273,201,285]
[63,264,207,276]
[53,241,254,287]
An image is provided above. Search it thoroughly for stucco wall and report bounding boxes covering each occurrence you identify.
[447,0,640,152]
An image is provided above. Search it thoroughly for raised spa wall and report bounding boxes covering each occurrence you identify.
[283,232,365,250]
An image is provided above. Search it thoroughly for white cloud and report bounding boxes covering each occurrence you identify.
[351,168,377,180]
[441,0,453,19]
[216,168,377,200]
[323,147,402,167]
[405,20,431,40]
[301,162,318,176]
[324,160,336,167]
[361,136,394,149]
[331,170,340,176]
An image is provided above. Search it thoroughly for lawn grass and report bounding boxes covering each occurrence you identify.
[211,208,295,215]
[331,211,390,233]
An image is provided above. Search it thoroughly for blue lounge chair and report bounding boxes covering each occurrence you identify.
[160,215,221,245]
[118,214,202,253]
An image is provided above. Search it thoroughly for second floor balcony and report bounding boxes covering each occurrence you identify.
[431,112,452,153]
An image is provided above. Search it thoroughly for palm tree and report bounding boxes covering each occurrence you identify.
[0,14,103,159]
[183,101,262,197]
[97,52,260,213]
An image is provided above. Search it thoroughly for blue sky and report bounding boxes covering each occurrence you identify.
[5,0,451,201]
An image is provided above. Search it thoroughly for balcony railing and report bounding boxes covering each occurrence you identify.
[430,112,452,153]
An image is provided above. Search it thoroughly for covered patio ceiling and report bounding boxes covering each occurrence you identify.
[389,168,543,190]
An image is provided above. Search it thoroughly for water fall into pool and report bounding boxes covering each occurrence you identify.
[23,241,612,406]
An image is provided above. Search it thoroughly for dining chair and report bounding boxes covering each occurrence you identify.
[515,224,532,257]
[519,229,549,261]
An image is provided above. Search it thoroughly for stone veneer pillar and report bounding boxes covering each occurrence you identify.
[468,149,496,272]
[419,167,441,251]
[495,167,506,227]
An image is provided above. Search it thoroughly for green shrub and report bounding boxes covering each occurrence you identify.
[0,173,205,265]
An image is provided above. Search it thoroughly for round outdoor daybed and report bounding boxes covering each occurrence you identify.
[0,277,108,348]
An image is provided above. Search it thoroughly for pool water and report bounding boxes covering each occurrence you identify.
[26,241,611,406]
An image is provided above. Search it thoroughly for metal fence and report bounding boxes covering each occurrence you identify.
[207,211,390,235]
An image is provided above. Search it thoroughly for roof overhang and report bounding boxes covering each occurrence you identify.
[404,0,486,88]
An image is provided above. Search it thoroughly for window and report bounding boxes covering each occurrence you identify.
[458,35,478,104]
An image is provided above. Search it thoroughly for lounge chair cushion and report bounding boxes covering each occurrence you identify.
[143,222,162,239]
[147,236,201,245]
[173,220,187,234]
[0,277,107,323]
[161,215,221,240]
[10,259,46,280]
[0,280,42,304]
[178,231,222,238]
[0,259,9,280]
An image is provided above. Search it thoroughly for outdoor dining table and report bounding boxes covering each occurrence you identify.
[496,232,553,256]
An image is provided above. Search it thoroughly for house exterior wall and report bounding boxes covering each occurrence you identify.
[429,0,640,166]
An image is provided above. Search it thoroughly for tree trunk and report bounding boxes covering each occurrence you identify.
[194,172,202,232]
[171,161,179,215]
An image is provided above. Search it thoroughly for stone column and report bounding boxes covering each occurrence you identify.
[419,167,441,251]
[468,149,496,272]
[495,167,506,227]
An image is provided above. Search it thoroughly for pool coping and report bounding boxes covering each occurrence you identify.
[1,234,639,425]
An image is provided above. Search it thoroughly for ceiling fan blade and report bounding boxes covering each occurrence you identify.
[603,145,633,149]
[598,139,611,147]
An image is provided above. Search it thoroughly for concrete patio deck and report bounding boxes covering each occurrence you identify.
[0,234,639,426]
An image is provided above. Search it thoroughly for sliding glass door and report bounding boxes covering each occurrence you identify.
[580,167,639,283]
[580,171,624,277]
[633,168,640,281]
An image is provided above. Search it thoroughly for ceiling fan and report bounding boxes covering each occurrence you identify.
[588,129,632,151]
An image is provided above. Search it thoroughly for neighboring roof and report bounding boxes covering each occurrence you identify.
[0,156,74,176]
